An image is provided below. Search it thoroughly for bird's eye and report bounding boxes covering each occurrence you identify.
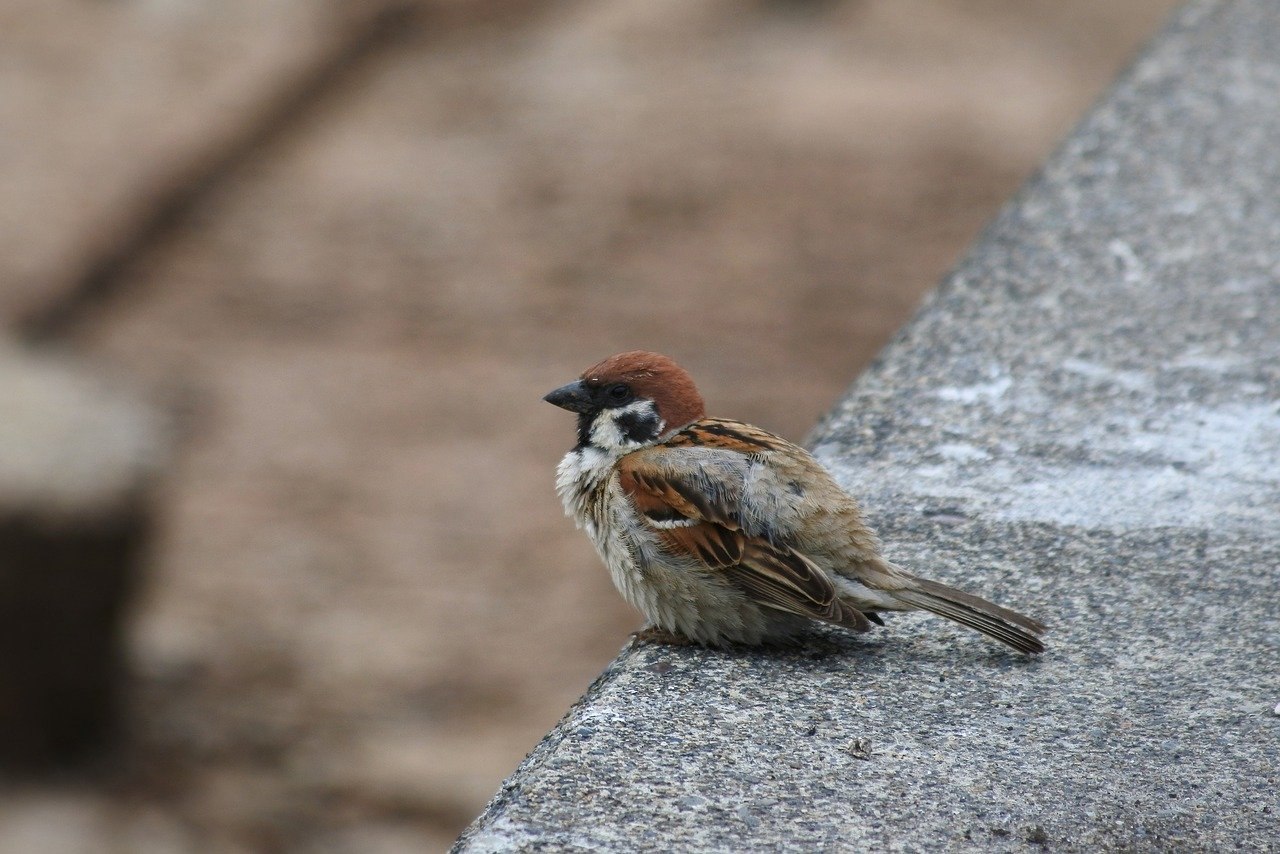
[607,383,631,401]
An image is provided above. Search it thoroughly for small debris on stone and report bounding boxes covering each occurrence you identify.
[845,739,872,760]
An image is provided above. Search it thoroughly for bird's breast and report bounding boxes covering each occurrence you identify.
[555,447,614,532]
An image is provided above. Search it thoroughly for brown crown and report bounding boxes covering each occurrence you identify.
[581,351,706,431]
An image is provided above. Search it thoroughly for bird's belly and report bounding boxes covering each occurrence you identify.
[591,527,776,646]
[558,453,777,646]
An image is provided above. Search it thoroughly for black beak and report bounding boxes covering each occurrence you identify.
[544,380,594,413]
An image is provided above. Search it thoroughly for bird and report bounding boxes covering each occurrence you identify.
[544,351,1046,654]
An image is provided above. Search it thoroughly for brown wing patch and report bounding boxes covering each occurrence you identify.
[618,454,740,529]
[618,455,870,632]
[729,540,872,632]
[666,418,789,453]
[658,523,745,568]
[619,464,703,523]
[618,442,873,633]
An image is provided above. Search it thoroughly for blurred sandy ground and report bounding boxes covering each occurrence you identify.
[0,0,1175,850]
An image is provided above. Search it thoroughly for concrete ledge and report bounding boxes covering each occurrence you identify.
[455,0,1280,848]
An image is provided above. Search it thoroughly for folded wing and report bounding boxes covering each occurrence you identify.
[619,449,873,632]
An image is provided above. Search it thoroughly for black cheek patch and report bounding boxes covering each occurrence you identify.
[616,409,662,443]
[575,412,596,449]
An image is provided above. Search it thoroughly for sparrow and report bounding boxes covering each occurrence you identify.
[545,351,1046,654]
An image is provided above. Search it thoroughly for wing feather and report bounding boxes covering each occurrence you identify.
[618,446,871,632]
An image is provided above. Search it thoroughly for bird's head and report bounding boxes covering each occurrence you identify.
[544,351,706,452]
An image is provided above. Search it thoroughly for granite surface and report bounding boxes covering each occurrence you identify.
[455,0,1280,849]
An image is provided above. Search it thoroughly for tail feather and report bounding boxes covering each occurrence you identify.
[896,577,1046,655]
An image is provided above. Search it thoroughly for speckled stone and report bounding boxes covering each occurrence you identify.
[455,1,1280,849]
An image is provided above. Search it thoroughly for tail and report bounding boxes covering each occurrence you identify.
[895,577,1047,654]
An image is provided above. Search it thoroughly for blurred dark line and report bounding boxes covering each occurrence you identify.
[18,2,423,344]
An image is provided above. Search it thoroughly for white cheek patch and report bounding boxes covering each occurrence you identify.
[589,400,665,451]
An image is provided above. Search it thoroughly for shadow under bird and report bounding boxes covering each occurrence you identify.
[545,351,1046,654]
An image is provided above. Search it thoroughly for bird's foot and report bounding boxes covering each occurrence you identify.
[630,626,697,647]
